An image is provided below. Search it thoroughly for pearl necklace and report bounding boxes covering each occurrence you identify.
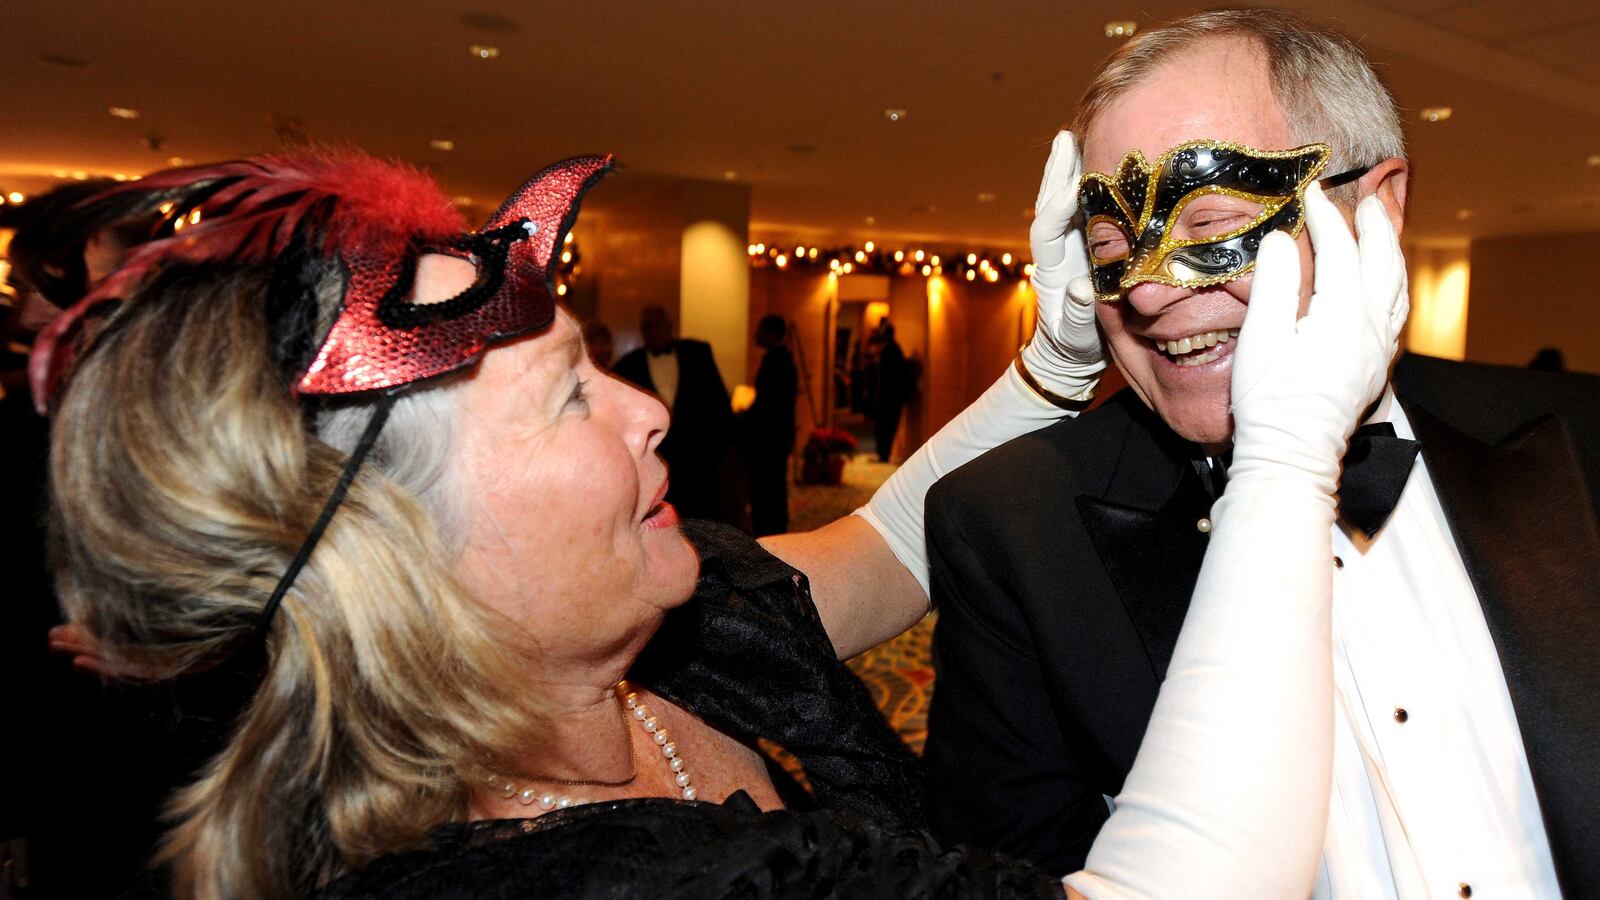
[486,679,697,811]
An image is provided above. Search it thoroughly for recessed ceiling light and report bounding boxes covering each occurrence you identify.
[51,168,68,178]
[1588,154,1600,166]
[452,195,474,206]
[168,157,190,166]
[1105,21,1138,38]
[1456,209,1474,220]
[977,191,996,203]
[7,192,25,204]
[1420,107,1452,123]
[864,216,877,225]
[469,44,500,59]
[723,170,738,181]
[883,109,907,122]
[70,170,89,181]
[108,106,140,119]
[429,139,455,151]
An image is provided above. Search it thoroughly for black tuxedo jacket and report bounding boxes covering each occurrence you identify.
[924,353,1600,893]
[614,339,739,520]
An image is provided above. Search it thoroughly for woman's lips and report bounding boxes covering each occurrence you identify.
[643,501,679,530]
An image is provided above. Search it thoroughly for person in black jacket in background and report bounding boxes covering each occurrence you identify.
[613,304,744,526]
[741,315,799,536]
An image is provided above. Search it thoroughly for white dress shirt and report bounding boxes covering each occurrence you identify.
[646,346,679,409]
[1314,390,1561,899]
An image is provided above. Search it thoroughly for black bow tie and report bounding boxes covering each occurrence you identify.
[1199,422,1420,539]
[1338,422,1421,539]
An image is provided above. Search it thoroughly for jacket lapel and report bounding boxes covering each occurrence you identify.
[1076,410,1213,680]
[1404,401,1600,894]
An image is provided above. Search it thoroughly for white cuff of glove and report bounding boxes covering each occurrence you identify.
[853,360,1096,596]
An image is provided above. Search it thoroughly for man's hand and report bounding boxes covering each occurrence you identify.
[1021,131,1105,393]
[1229,183,1410,492]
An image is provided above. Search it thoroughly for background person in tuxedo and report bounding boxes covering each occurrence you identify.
[614,304,745,526]
[740,314,798,536]
[924,10,1600,899]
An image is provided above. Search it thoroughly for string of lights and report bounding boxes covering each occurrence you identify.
[746,240,1035,283]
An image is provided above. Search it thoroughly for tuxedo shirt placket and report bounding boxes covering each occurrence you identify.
[1314,395,1561,900]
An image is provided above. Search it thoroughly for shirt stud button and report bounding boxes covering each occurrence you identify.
[1196,517,1212,533]
[1458,883,1472,898]
[1394,707,1410,724]
[1333,555,1345,569]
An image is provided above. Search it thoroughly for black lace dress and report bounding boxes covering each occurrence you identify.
[317,521,1058,899]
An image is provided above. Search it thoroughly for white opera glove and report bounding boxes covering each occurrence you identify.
[1065,186,1410,900]
[1021,131,1107,398]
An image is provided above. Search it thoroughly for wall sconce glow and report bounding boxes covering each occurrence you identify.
[560,250,573,264]
[429,139,455,151]
[1002,253,1013,266]
[930,254,941,267]
[775,254,789,268]
[1420,107,1452,123]
[893,250,905,262]
[469,45,500,59]
[966,269,977,281]
[6,192,25,204]
[1105,21,1138,37]
[1408,247,1469,360]
[966,253,977,265]
[108,106,140,119]
[854,250,867,263]
[555,283,568,297]
[921,264,932,277]
[807,247,817,259]
[864,241,875,253]
[914,249,925,262]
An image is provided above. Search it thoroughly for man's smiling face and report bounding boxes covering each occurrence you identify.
[1083,36,1318,447]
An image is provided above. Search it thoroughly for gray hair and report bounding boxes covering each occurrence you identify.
[318,382,467,555]
[1072,9,1405,200]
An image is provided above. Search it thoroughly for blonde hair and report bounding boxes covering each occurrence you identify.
[1072,9,1405,199]
[49,263,545,898]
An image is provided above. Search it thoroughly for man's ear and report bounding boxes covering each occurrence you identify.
[1357,157,1409,238]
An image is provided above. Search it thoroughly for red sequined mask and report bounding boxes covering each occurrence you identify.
[30,152,614,410]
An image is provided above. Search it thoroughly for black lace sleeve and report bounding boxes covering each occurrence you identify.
[631,520,926,832]
[317,793,1061,900]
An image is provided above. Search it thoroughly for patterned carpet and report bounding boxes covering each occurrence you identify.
[790,455,936,756]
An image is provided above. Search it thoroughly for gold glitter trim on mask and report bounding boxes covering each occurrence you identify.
[1078,139,1331,302]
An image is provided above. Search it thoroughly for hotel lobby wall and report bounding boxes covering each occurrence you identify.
[1466,231,1600,374]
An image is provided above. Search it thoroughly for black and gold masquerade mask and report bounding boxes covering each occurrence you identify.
[1078,140,1367,303]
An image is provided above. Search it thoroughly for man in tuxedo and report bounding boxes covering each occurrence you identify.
[924,10,1600,898]
[741,314,798,536]
[614,304,744,526]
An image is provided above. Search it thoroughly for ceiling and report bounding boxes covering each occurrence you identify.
[6,0,1600,252]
